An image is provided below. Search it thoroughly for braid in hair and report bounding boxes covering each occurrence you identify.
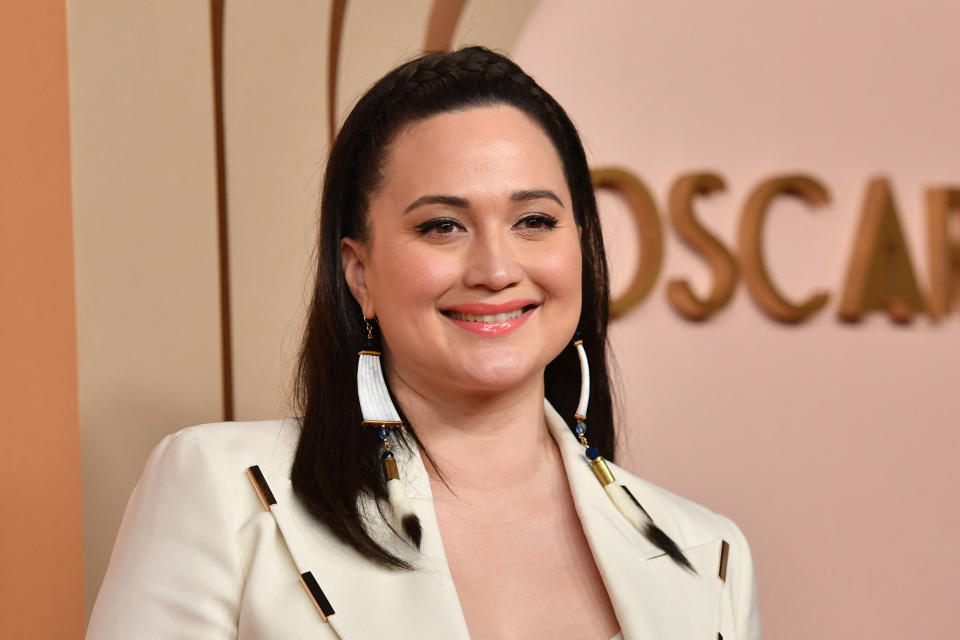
[357,48,578,217]
[376,47,567,147]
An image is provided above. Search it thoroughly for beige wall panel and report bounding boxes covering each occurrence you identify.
[453,0,539,52]
[335,0,539,126]
[223,1,330,420]
[69,0,224,614]
[335,0,434,126]
[513,1,960,638]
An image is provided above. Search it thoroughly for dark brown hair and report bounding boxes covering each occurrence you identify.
[292,46,614,568]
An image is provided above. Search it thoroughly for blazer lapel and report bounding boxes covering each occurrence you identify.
[262,438,472,640]
[544,400,725,640]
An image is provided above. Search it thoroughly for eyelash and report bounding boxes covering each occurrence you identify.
[414,214,559,236]
[516,213,559,231]
[415,217,462,236]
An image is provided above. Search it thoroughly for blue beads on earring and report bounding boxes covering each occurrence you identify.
[576,422,597,460]
[378,427,395,463]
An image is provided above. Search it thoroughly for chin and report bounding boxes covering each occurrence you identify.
[453,353,547,394]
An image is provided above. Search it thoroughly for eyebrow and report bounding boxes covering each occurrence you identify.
[402,189,564,214]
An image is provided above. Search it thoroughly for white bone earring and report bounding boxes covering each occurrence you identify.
[571,330,694,572]
[357,318,422,547]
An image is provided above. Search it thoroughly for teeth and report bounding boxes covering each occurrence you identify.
[448,308,527,323]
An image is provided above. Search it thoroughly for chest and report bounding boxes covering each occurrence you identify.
[433,483,621,640]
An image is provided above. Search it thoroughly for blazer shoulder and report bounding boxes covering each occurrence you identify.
[609,461,750,550]
[609,463,762,638]
[163,417,301,480]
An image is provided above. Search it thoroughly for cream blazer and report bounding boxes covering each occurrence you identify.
[87,400,761,639]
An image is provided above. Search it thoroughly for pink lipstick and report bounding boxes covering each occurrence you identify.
[441,299,538,336]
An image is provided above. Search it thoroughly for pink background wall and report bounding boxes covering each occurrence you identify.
[514,1,960,638]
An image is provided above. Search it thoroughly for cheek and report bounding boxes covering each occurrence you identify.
[537,238,583,304]
[368,245,458,313]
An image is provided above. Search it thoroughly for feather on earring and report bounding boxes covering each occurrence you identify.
[572,330,694,573]
[357,318,422,547]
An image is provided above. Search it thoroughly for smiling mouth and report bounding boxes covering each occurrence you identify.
[442,304,537,323]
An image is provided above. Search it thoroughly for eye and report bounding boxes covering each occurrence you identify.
[415,217,465,237]
[514,213,558,232]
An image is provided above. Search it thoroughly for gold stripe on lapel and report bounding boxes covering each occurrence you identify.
[300,571,336,621]
[246,465,277,509]
[246,465,337,624]
[718,540,730,583]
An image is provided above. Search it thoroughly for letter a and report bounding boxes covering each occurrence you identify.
[838,177,927,323]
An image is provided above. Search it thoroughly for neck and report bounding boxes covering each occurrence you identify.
[388,373,560,499]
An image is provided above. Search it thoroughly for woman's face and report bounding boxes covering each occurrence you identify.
[342,105,582,399]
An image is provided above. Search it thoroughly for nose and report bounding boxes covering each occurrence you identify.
[462,227,523,291]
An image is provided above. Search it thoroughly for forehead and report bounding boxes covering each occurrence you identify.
[377,105,568,201]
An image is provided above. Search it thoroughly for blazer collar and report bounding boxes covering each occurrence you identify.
[543,400,725,639]
[266,399,724,639]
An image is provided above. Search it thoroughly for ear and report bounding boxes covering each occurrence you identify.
[341,237,375,318]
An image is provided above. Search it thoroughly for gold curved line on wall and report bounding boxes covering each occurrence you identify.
[424,0,467,52]
[326,0,467,142]
[209,0,234,420]
[328,0,347,143]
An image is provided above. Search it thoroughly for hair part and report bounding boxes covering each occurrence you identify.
[292,46,614,568]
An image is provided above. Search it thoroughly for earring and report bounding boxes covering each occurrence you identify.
[571,330,694,573]
[357,318,422,547]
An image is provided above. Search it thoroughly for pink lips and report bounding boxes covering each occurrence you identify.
[442,299,538,336]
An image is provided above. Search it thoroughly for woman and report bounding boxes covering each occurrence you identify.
[88,47,760,639]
